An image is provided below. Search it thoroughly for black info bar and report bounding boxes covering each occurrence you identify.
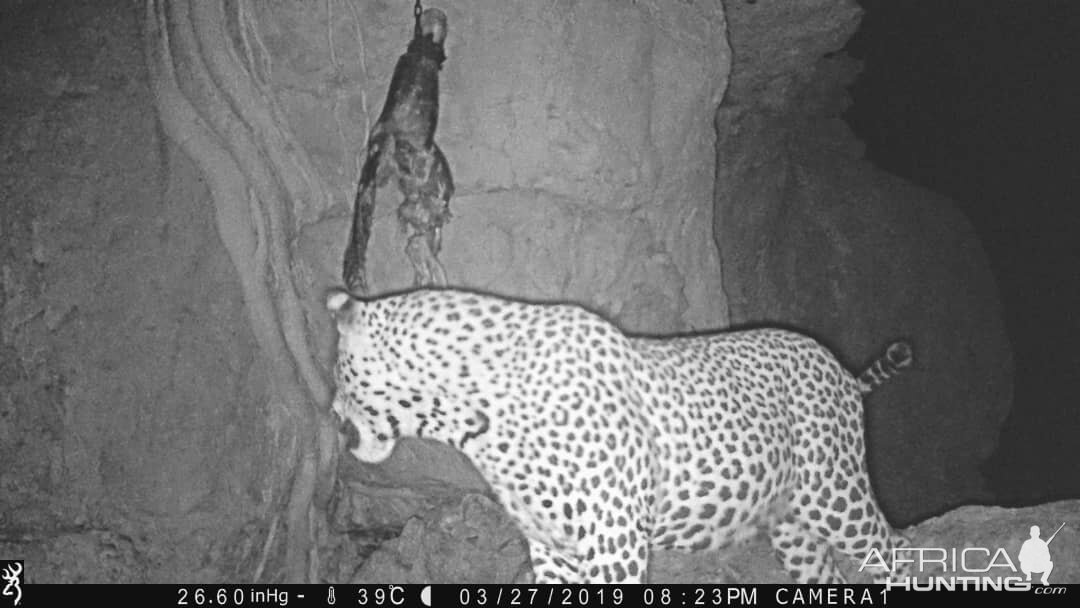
[6,583,1074,608]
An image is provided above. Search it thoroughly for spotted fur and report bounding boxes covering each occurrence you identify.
[328,288,911,583]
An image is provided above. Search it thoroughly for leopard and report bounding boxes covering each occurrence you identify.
[327,287,913,583]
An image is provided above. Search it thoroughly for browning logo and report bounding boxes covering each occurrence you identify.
[1,561,21,607]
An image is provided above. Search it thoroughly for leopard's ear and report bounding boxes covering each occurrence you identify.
[326,288,360,328]
[326,288,353,314]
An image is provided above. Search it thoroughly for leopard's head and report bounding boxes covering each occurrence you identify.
[326,288,502,460]
[326,289,404,462]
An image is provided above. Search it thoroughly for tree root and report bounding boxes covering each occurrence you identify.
[144,0,337,582]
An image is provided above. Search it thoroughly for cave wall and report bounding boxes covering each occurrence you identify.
[714,1,1013,524]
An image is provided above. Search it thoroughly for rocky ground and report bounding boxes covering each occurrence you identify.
[343,490,1079,584]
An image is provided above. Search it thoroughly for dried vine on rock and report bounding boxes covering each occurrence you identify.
[145,0,337,583]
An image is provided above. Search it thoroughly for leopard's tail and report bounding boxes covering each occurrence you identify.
[857,341,913,395]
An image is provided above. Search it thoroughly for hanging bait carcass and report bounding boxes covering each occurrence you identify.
[343,4,454,293]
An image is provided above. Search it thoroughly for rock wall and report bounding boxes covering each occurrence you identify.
[713,1,1013,524]
[0,2,265,530]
